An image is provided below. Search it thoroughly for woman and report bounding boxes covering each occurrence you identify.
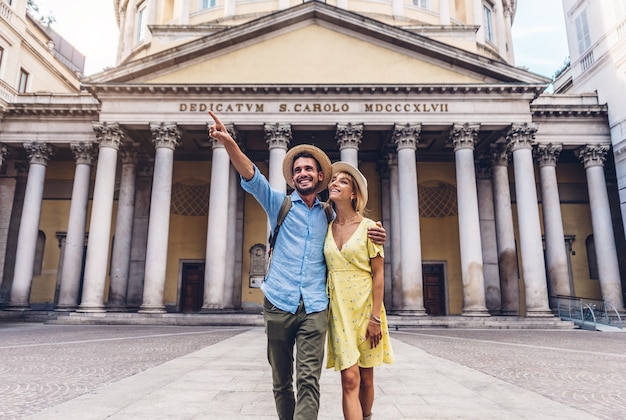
[324,162,394,420]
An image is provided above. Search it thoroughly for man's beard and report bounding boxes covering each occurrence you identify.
[295,177,318,195]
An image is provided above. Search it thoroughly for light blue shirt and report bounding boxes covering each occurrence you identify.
[241,166,329,314]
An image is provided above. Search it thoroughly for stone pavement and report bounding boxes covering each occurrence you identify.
[1,322,624,419]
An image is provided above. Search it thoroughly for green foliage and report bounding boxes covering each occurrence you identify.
[26,0,56,28]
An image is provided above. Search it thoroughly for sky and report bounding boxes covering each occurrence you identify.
[32,0,570,79]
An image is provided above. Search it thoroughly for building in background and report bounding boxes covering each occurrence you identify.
[554,0,626,257]
[1,0,624,319]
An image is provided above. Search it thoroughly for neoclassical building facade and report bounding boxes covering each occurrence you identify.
[1,0,624,317]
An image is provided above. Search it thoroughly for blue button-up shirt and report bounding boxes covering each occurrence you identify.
[241,166,329,314]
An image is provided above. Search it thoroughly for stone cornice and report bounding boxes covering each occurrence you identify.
[84,83,546,97]
[5,106,100,117]
[4,94,101,117]
[531,104,608,118]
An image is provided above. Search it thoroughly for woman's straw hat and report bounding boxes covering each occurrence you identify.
[331,161,368,207]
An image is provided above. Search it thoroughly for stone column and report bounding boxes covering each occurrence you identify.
[0,162,27,307]
[616,143,626,245]
[139,123,181,313]
[495,1,507,60]
[393,123,425,315]
[392,0,403,17]
[224,0,236,17]
[504,5,515,63]
[476,156,501,314]
[378,158,392,308]
[387,152,403,311]
[108,142,140,311]
[202,137,231,311]
[450,123,489,316]
[439,0,450,25]
[576,145,625,312]
[223,164,239,309]
[224,125,241,309]
[473,0,485,44]
[78,123,123,313]
[7,142,54,310]
[506,124,551,316]
[336,123,363,168]
[491,144,520,315]
[179,0,190,24]
[265,123,291,191]
[0,144,15,304]
[56,142,96,311]
[127,157,154,309]
[535,143,571,299]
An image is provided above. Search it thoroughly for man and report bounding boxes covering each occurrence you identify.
[208,111,385,420]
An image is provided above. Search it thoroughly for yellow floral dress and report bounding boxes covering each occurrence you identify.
[324,218,394,371]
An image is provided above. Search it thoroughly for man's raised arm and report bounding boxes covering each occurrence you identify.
[208,111,254,181]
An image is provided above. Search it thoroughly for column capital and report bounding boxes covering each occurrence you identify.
[150,122,182,150]
[506,123,537,152]
[336,122,363,150]
[450,123,480,151]
[70,142,97,166]
[264,123,292,150]
[92,122,124,149]
[393,123,421,150]
[576,144,610,169]
[534,143,562,168]
[120,141,141,164]
[491,143,510,167]
[24,142,55,165]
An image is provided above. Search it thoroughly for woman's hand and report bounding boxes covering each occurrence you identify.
[366,319,383,348]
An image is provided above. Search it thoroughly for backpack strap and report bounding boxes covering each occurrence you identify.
[268,195,292,252]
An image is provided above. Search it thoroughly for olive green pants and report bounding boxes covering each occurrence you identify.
[263,298,328,420]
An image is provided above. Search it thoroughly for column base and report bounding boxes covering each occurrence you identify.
[395,308,427,316]
[199,305,225,314]
[54,305,78,312]
[138,304,166,314]
[76,304,106,313]
[500,309,521,316]
[525,309,556,317]
[462,308,491,317]
[4,304,31,311]
[106,302,128,312]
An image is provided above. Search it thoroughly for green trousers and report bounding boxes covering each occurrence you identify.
[263,297,328,420]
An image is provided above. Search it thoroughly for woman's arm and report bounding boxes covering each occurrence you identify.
[366,255,384,348]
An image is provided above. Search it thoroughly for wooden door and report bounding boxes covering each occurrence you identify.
[181,263,205,313]
[423,264,445,315]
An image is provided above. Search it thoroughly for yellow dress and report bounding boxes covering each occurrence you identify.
[324,218,394,371]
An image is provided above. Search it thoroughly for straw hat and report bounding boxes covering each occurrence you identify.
[282,144,332,193]
[331,161,368,208]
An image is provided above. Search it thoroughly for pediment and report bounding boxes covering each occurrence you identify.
[84,1,548,87]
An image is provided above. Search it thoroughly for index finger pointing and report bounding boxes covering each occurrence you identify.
[208,110,223,126]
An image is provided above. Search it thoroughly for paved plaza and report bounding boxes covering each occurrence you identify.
[0,321,624,419]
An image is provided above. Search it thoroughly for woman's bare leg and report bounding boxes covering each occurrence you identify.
[341,364,362,420]
[359,367,374,418]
